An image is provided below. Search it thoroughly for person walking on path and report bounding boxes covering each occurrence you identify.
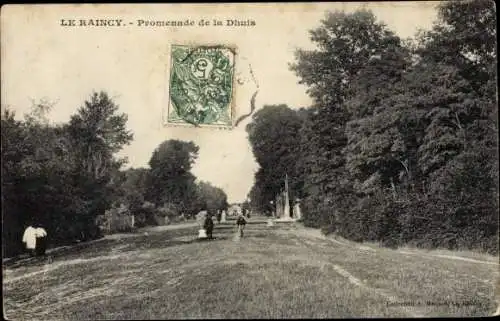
[204,214,214,240]
[236,214,247,238]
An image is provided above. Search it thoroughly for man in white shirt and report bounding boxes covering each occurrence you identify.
[22,225,37,256]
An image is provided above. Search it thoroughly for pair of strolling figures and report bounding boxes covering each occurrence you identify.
[22,223,48,257]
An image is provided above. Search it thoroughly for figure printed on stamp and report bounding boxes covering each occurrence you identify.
[168,45,235,127]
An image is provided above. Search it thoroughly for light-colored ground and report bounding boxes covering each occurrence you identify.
[3,216,499,319]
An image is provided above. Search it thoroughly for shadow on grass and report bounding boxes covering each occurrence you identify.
[194,236,230,242]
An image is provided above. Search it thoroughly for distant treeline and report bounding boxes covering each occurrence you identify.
[246,1,498,253]
[2,92,228,258]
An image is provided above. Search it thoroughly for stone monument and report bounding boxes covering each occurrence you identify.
[276,174,293,221]
[283,176,291,220]
[221,210,227,223]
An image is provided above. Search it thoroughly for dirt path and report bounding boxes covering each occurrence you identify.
[136,222,198,233]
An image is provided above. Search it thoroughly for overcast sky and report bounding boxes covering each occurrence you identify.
[1,3,439,203]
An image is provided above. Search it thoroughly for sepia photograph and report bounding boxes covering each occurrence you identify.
[1,1,499,319]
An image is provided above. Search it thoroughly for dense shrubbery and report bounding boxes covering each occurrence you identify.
[99,204,135,233]
[247,1,498,253]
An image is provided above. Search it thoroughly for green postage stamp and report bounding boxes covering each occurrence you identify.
[167,45,235,128]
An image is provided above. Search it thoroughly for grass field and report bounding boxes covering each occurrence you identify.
[3,217,499,319]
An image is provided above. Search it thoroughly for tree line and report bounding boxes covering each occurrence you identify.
[247,1,498,253]
[113,140,228,229]
[2,92,228,258]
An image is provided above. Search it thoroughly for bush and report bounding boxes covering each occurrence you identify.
[320,224,336,236]
[158,202,180,218]
[301,194,330,229]
[99,203,135,234]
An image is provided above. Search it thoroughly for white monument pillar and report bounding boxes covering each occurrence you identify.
[221,210,227,223]
[282,174,291,220]
[283,198,290,220]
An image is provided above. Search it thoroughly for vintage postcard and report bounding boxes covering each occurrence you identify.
[1,2,498,320]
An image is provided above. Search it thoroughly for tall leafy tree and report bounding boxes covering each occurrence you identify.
[343,40,411,196]
[342,1,497,250]
[196,181,228,214]
[246,105,303,212]
[65,91,133,240]
[117,167,150,213]
[416,0,496,97]
[67,91,133,180]
[412,0,498,252]
[289,9,402,227]
[147,139,199,210]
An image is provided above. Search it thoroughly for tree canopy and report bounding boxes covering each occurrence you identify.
[247,0,498,252]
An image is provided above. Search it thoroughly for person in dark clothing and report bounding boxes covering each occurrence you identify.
[204,215,214,239]
[35,223,47,256]
[35,231,47,256]
[236,214,247,237]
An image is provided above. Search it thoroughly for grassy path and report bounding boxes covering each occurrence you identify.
[3,218,498,319]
